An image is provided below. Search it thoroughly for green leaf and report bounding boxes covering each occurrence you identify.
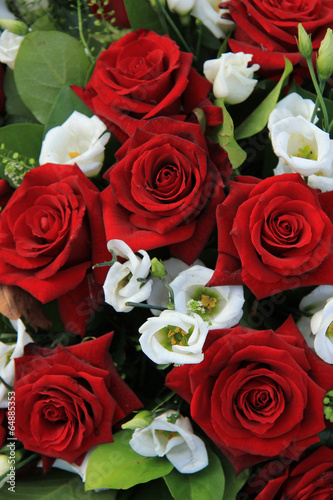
[14,31,91,124]
[43,85,93,136]
[0,123,43,160]
[219,453,250,500]
[119,479,174,500]
[0,470,117,499]
[164,446,225,500]
[85,430,174,491]
[4,69,38,122]
[234,58,293,140]
[124,0,166,34]
[210,99,247,170]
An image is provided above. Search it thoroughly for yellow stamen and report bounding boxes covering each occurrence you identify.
[68,152,80,159]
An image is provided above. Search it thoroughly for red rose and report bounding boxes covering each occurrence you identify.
[220,0,333,77]
[247,446,333,499]
[88,0,130,27]
[0,409,6,448]
[0,179,12,208]
[166,316,333,473]
[101,117,230,264]
[0,163,109,335]
[14,333,142,464]
[72,29,222,143]
[208,173,333,299]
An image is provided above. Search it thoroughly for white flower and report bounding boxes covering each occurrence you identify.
[270,115,333,176]
[46,447,96,482]
[204,52,259,104]
[0,30,24,69]
[150,258,203,316]
[170,265,244,329]
[166,0,196,15]
[268,93,318,132]
[298,286,333,352]
[0,0,16,19]
[39,111,111,177]
[191,0,234,39]
[310,297,333,364]
[129,410,208,474]
[139,309,208,364]
[0,318,33,407]
[103,239,152,313]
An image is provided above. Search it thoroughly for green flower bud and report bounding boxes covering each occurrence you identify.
[150,258,167,279]
[317,28,333,81]
[0,19,28,36]
[122,410,154,430]
[297,23,313,60]
[149,0,166,10]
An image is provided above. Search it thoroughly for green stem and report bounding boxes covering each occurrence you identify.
[156,0,194,55]
[0,453,40,484]
[0,376,12,391]
[125,302,167,311]
[310,80,326,123]
[161,277,175,309]
[77,0,95,64]
[195,20,203,63]
[307,58,329,131]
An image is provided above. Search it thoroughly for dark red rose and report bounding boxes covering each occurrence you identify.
[88,0,130,27]
[208,173,333,299]
[0,409,6,448]
[246,446,333,499]
[166,316,333,473]
[101,117,230,264]
[220,0,333,77]
[14,333,142,464]
[0,163,109,335]
[0,179,12,208]
[72,29,222,143]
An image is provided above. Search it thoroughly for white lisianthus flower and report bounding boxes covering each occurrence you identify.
[103,239,152,313]
[39,111,111,177]
[0,318,33,407]
[270,115,333,176]
[170,265,244,329]
[150,258,203,316]
[268,93,318,131]
[0,29,24,69]
[310,297,333,364]
[129,410,209,474]
[204,52,259,104]
[166,0,195,15]
[191,0,234,39]
[46,447,96,482]
[139,309,208,364]
[298,286,333,350]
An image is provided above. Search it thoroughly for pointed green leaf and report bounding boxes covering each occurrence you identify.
[124,0,166,34]
[209,99,247,169]
[0,470,116,500]
[4,69,38,122]
[163,445,225,500]
[85,430,174,491]
[234,58,293,140]
[43,85,93,136]
[14,31,91,124]
[220,455,249,500]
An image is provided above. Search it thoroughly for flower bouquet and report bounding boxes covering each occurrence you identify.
[0,0,332,498]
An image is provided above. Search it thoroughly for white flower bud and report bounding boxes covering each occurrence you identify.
[103,240,152,313]
[129,410,209,474]
[204,52,259,104]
